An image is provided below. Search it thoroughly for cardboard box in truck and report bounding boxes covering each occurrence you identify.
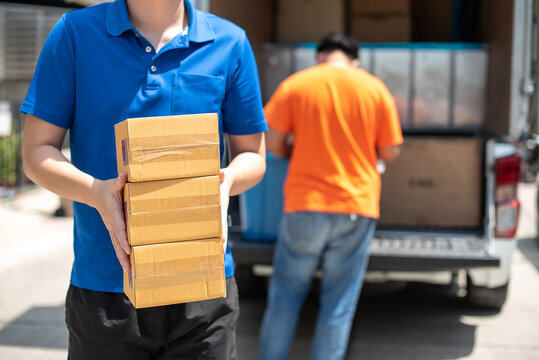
[115,113,220,182]
[124,176,222,246]
[124,238,226,308]
[276,0,344,42]
[379,137,483,228]
[350,15,411,43]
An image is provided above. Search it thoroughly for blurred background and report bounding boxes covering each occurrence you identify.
[0,0,538,359]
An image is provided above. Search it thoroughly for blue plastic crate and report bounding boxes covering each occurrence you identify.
[239,155,289,242]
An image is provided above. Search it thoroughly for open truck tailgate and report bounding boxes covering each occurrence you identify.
[368,232,499,271]
[229,229,500,272]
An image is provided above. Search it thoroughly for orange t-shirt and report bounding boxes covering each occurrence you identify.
[264,63,403,219]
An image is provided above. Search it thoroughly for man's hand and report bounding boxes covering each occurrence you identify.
[219,169,231,254]
[22,115,132,272]
[92,173,131,272]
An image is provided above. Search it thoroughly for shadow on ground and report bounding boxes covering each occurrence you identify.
[0,304,67,350]
[517,237,539,271]
[0,282,500,359]
[237,281,499,360]
[345,282,493,360]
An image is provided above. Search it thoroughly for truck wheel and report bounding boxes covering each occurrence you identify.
[466,275,509,311]
[235,264,267,298]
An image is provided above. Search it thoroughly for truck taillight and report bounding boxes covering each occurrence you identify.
[496,154,521,185]
[495,199,520,238]
[495,155,521,238]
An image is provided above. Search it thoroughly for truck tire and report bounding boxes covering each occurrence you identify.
[466,275,509,311]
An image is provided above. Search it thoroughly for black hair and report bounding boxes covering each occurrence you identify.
[316,33,359,60]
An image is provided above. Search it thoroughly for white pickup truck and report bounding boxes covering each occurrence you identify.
[210,0,536,310]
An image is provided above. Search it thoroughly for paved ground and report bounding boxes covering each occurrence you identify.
[0,182,538,359]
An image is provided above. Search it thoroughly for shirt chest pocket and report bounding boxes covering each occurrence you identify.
[173,73,226,115]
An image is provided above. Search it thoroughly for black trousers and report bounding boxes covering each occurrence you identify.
[65,277,239,360]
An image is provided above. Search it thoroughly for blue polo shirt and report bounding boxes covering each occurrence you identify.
[21,0,267,293]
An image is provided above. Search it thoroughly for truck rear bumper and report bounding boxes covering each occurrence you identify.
[229,230,500,272]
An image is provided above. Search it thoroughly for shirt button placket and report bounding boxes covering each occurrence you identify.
[145,44,156,73]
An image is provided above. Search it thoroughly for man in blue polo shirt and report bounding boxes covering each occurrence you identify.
[21,0,267,358]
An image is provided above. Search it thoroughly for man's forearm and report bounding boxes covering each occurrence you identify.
[24,142,131,271]
[265,127,290,158]
[224,151,266,196]
[23,144,97,207]
[376,145,401,162]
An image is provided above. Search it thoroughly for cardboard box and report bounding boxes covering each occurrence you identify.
[115,113,220,182]
[124,238,226,308]
[350,15,411,42]
[276,0,345,42]
[350,0,410,15]
[210,0,273,61]
[411,0,453,42]
[124,176,222,246]
[379,137,483,228]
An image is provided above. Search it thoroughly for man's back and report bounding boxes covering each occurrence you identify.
[265,63,402,218]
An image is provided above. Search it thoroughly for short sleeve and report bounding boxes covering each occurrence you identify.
[376,84,403,147]
[20,15,76,129]
[264,81,293,134]
[221,32,268,135]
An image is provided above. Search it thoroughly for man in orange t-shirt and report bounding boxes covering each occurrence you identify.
[258,33,403,360]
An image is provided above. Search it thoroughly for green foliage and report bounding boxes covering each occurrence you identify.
[0,133,21,186]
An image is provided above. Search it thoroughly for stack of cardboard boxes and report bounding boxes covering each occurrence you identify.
[114,113,226,309]
[349,0,411,42]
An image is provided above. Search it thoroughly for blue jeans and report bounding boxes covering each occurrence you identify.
[259,211,376,360]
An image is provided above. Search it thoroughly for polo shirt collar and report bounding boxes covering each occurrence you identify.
[184,0,215,43]
[107,0,133,37]
[107,0,215,43]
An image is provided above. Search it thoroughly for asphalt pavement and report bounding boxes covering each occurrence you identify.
[0,183,538,359]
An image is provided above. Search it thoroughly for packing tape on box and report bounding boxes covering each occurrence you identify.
[128,204,220,218]
[132,141,218,151]
[129,195,220,213]
[132,143,219,162]
[129,133,218,147]
[134,267,225,290]
[134,255,224,277]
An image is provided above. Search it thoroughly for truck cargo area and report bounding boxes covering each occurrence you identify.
[212,0,532,309]
[230,134,502,273]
